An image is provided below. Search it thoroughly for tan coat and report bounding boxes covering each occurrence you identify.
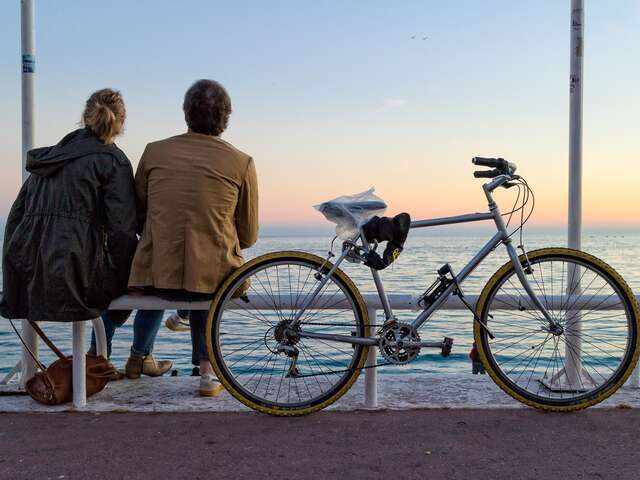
[128,132,258,293]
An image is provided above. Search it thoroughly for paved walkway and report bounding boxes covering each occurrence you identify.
[1,409,639,479]
[1,374,639,412]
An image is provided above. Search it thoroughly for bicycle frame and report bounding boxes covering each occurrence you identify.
[296,174,555,347]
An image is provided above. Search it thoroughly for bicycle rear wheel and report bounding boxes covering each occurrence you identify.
[206,251,369,416]
[475,248,639,411]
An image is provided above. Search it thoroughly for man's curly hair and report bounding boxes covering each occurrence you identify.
[183,79,232,136]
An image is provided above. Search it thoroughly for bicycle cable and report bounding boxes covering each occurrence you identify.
[496,176,535,248]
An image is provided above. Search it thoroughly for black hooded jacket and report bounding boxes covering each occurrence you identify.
[0,128,138,322]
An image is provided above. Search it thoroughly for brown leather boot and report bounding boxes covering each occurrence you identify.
[141,354,173,377]
[125,355,144,379]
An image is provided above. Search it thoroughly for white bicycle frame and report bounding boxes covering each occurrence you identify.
[295,174,556,347]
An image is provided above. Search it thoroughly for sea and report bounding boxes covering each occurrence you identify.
[1,228,638,378]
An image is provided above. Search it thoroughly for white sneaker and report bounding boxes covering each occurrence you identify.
[199,373,225,397]
[165,312,190,332]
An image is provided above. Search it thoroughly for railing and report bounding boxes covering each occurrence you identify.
[3,293,640,409]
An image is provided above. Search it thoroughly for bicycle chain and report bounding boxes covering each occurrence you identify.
[291,321,396,378]
[293,360,393,378]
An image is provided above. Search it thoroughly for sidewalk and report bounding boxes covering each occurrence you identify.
[1,374,639,412]
[2,409,639,479]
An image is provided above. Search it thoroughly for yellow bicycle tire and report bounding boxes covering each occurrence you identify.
[206,251,370,416]
[474,247,640,412]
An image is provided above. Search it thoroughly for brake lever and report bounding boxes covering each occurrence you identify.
[502,182,517,189]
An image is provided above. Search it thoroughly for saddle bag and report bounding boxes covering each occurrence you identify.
[361,213,411,270]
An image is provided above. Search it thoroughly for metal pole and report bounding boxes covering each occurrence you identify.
[72,321,87,408]
[568,0,583,252]
[542,0,588,391]
[564,0,584,387]
[364,307,378,408]
[630,363,640,388]
[19,0,38,388]
[21,0,35,177]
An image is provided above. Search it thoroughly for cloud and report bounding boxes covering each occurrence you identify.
[382,98,407,109]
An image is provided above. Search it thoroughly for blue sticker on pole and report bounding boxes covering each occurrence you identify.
[22,54,35,73]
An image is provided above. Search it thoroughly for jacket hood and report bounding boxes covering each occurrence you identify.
[26,128,117,177]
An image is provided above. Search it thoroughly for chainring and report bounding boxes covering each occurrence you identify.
[379,322,421,365]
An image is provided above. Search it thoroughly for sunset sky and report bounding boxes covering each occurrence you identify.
[0,1,638,231]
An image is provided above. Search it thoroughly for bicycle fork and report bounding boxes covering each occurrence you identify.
[486,185,559,331]
[503,240,560,332]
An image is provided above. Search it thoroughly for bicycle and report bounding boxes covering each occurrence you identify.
[206,157,640,415]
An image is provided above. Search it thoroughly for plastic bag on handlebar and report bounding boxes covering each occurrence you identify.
[314,187,388,240]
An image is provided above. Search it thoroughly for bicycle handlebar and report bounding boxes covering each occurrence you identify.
[472,157,518,175]
[473,169,501,178]
[472,157,504,168]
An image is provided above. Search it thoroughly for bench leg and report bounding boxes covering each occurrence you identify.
[72,321,87,408]
[20,319,38,388]
[91,317,108,358]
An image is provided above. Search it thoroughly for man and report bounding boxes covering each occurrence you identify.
[128,79,259,396]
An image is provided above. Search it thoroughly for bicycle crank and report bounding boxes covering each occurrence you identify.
[379,322,454,364]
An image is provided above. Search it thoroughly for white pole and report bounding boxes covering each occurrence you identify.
[72,321,87,408]
[19,0,38,388]
[21,0,35,177]
[568,1,583,251]
[564,0,584,387]
[631,363,640,388]
[364,307,378,408]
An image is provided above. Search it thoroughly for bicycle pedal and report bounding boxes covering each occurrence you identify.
[441,337,454,357]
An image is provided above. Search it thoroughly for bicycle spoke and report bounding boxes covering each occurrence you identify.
[480,254,634,406]
[213,257,365,409]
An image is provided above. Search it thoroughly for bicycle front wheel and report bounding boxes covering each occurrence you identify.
[475,248,639,411]
[206,251,369,416]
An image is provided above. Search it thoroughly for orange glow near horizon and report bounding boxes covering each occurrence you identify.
[1,146,638,229]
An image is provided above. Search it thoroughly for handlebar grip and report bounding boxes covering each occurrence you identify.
[473,169,500,178]
[472,157,506,169]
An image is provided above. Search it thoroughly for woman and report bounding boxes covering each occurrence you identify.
[0,90,152,355]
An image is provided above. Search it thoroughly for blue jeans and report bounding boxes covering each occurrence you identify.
[90,310,164,358]
[153,289,212,366]
[167,310,207,366]
[187,310,209,366]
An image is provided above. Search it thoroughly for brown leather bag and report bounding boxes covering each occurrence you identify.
[17,320,117,405]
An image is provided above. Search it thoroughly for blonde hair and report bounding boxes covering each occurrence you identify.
[82,89,126,143]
